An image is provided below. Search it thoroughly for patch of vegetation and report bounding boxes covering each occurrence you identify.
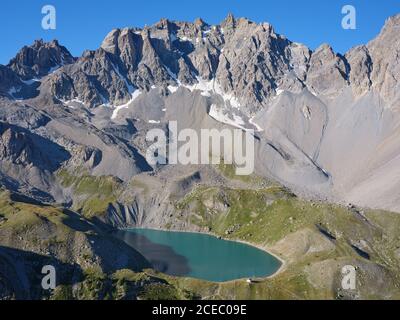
[217,162,269,185]
[0,190,72,238]
[51,285,74,300]
[75,267,108,300]
[112,269,151,283]
[138,283,181,300]
[57,169,123,218]
[176,185,298,241]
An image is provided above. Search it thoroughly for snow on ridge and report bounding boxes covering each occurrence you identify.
[111,89,142,120]
[67,98,86,108]
[70,98,86,104]
[165,66,178,80]
[111,62,134,93]
[57,96,87,109]
[179,36,191,42]
[162,64,242,110]
[168,85,179,93]
[249,117,264,132]
[306,85,318,97]
[169,77,242,108]
[8,86,20,98]
[209,104,248,131]
[48,64,62,74]
[21,78,40,85]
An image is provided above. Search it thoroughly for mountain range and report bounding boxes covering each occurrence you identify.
[1,13,400,300]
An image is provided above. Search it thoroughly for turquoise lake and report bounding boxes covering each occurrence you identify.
[114,228,282,282]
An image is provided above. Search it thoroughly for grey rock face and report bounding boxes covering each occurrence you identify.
[0,66,24,99]
[346,45,372,96]
[33,15,314,111]
[366,15,400,105]
[0,122,70,171]
[305,44,348,97]
[2,14,400,110]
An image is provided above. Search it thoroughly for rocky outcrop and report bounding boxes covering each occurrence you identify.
[0,65,23,98]
[0,190,151,299]
[7,39,75,80]
[366,15,400,105]
[306,44,348,97]
[33,15,313,111]
[0,122,69,171]
[346,45,373,96]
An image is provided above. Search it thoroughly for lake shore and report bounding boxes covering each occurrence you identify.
[118,226,287,283]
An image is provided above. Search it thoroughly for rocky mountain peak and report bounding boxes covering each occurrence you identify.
[361,13,400,105]
[305,43,348,97]
[194,18,208,29]
[382,13,400,31]
[101,28,122,54]
[7,39,75,80]
[222,13,236,28]
[2,15,400,111]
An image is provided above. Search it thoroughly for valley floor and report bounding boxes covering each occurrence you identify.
[1,164,400,300]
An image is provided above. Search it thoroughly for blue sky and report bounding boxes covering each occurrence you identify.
[0,0,399,64]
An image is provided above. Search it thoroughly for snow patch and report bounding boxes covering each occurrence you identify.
[111,62,134,93]
[182,77,241,108]
[168,85,179,93]
[209,104,247,131]
[48,65,62,74]
[111,89,142,120]
[8,86,20,98]
[57,97,87,109]
[307,86,318,97]
[179,36,191,42]
[166,76,243,111]
[249,117,264,132]
[165,66,178,80]
[21,78,40,85]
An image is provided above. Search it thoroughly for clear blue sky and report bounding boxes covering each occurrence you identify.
[0,0,399,64]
